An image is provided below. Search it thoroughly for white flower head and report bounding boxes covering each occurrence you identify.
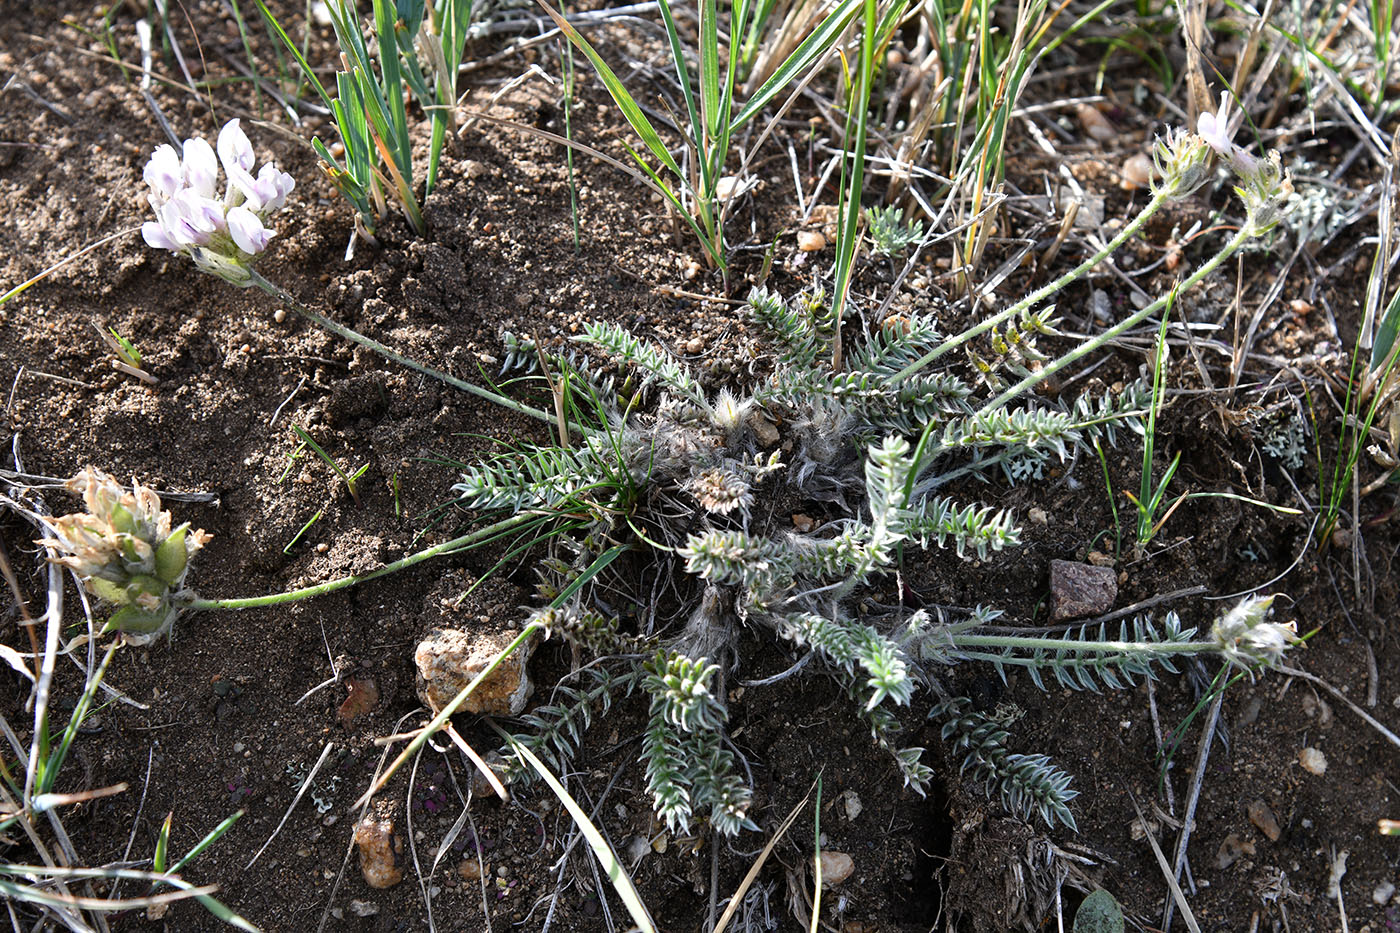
[141,118,294,286]
[1211,594,1298,675]
[1197,92,1259,177]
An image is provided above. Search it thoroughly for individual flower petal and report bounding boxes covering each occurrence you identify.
[160,189,222,248]
[227,205,273,254]
[143,145,182,201]
[253,162,295,213]
[217,118,255,175]
[181,137,219,200]
[141,220,180,251]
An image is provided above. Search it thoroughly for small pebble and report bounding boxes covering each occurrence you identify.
[1077,104,1116,142]
[1215,832,1255,869]
[841,790,863,822]
[1121,153,1154,189]
[1298,747,1327,775]
[1049,559,1117,620]
[1248,799,1282,842]
[354,815,404,889]
[459,859,482,882]
[626,836,650,864]
[797,230,827,252]
[820,851,854,886]
[1028,507,1048,526]
[273,308,286,323]
[1374,880,1395,906]
[685,337,704,354]
[349,900,379,918]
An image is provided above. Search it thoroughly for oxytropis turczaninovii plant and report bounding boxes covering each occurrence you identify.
[70,105,1301,834]
[455,291,1293,837]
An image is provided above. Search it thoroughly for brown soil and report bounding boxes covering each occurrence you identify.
[3,2,1398,932]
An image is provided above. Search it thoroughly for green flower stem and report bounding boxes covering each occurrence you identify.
[978,224,1253,414]
[889,186,1176,384]
[183,511,541,611]
[949,633,1216,658]
[247,270,553,425]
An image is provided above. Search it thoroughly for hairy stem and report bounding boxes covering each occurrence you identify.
[248,270,552,424]
[889,186,1176,383]
[950,633,1215,657]
[978,225,1253,413]
[184,511,541,611]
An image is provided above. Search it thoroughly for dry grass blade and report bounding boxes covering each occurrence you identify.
[713,778,816,933]
[501,733,657,933]
[246,741,334,868]
[1126,791,1202,933]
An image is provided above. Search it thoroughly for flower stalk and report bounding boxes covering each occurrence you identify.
[888,185,1175,384]
[182,511,542,612]
[245,270,554,425]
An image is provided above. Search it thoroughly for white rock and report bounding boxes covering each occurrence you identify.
[1374,880,1395,906]
[415,628,537,716]
[1298,747,1327,776]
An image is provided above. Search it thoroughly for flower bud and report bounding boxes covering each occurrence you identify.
[40,468,211,643]
[1150,127,1211,200]
[1235,152,1293,237]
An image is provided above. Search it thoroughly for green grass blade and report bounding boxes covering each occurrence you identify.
[536,0,686,181]
[730,0,864,131]
[253,0,333,107]
[168,810,245,876]
[153,812,172,874]
[500,736,656,933]
[655,0,702,151]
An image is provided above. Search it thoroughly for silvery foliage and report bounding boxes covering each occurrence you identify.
[457,296,1153,834]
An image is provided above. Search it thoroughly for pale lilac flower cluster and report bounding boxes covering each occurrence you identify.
[141,119,294,285]
[1196,93,1292,235]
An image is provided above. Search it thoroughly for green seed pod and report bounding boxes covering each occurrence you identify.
[109,503,137,535]
[126,574,167,600]
[155,526,189,585]
[90,578,131,606]
[104,606,170,636]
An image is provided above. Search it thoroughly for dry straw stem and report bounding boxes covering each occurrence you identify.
[502,733,657,933]
[711,778,816,933]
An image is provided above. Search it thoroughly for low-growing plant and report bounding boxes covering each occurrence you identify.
[82,102,1301,839]
[866,204,925,257]
[445,290,1299,833]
